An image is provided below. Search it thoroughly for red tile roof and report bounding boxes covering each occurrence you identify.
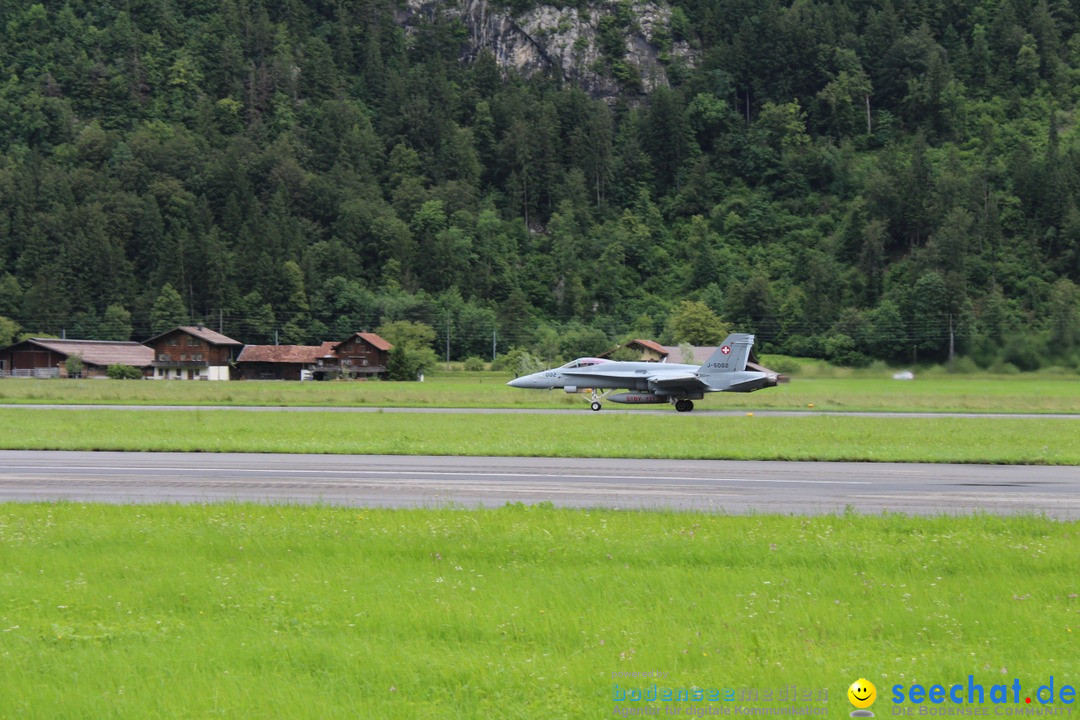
[632,339,668,356]
[661,346,715,364]
[599,339,670,359]
[144,326,243,346]
[358,332,392,351]
[237,345,333,364]
[178,326,244,345]
[335,332,393,352]
[22,338,154,367]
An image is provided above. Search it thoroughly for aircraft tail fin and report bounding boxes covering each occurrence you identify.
[698,334,754,376]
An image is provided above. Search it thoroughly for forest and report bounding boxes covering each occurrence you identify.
[0,0,1078,370]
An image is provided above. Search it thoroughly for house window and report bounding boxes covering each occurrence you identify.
[187,337,197,346]
[159,353,171,361]
[192,354,203,361]
[168,337,179,346]
[342,359,352,366]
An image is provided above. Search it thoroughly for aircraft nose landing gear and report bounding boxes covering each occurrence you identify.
[674,399,694,412]
[590,401,602,412]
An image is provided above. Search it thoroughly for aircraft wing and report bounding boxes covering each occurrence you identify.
[648,373,710,393]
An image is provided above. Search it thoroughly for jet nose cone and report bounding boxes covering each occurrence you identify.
[507,376,528,388]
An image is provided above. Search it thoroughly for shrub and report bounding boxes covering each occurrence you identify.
[386,346,439,381]
[64,354,84,378]
[463,356,486,372]
[864,360,889,375]
[989,360,1020,375]
[492,348,547,376]
[107,364,143,380]
[765,356,802,375]
[490,352,515,372]
[823,333,870,367]
[1002,333,1045,371]
[947,356,979,374]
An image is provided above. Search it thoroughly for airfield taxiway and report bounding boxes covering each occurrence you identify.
[1,450,1077,518]
[3,403,1080,419]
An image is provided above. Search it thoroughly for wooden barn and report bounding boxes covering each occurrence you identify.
[144,326,243,380]
[233,333,392,381]
[235,343,337,381]
[331,332,392,378]
[597,339,669,362]
[0,338,154,378]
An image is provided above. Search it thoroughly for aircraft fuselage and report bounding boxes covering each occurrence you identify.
[506,336,784,411]
[507,361,701,392]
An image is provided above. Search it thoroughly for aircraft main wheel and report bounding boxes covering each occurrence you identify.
[590,401,602,412]
[675,399,694,412]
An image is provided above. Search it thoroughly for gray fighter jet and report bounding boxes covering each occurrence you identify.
[507,333,785,412]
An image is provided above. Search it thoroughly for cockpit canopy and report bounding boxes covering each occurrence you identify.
[561,358,609,369]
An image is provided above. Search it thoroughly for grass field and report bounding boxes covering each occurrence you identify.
[1,372,1079,413]
[3,408,1079,463]
[0,504,1076,719]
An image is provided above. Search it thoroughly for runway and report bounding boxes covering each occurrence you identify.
[1,450,1077,518]
[2,403,1080,419]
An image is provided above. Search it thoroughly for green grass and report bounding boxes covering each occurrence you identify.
[0,504,1076,719]
[2,408,1078,463]
[1,373,1079,413]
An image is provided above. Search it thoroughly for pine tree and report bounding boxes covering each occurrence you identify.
[150,284,188,336]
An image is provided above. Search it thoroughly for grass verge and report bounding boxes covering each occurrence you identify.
[0,504,1076,719]
[1,374,1079,413]
[2,408,1078,463]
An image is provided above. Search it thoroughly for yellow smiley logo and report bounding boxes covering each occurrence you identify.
[848,678,877,710]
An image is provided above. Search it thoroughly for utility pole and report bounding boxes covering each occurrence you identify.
[492,329,497,362]
[947,314,955,369]
[445,313,450,371]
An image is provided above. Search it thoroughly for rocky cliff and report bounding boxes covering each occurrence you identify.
[397,0,695,100]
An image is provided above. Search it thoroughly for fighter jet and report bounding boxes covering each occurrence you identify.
[507,333,785,412]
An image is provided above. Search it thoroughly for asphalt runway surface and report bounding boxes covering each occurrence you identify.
[3,403,1080,419]
[1,450,1077,518]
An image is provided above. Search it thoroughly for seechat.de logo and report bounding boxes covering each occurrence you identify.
[849,678,878,717]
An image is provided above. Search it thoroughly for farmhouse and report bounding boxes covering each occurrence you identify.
[0,338,154,378]
[233,333,393,380]
[144,326,243,380]
[331,332,392,378]
[600,339,773,373]
[235,342,337,381]
[2,327,394,382]
[598,339,668,362]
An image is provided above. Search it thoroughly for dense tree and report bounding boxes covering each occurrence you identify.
[100,305,133,342]
[0,315,18,346]
[377,320,439,380]
[0,0,1076,373]
[665,300,728,345]
[150,284,188,335]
